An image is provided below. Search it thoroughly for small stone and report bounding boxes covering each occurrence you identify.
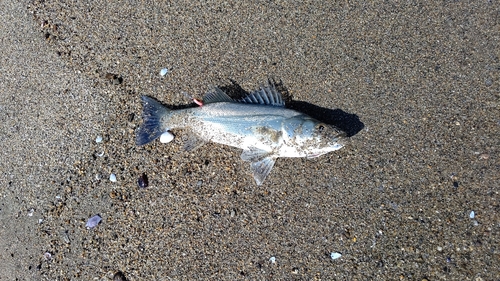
[138,173,148,188]
[113,271,128,281]
[269,256,276,264]
[159,68,168,76]
[110,173,117,182]
[95,136,103,143]
[43,252,52,261]
[330,252,342,260]
[105,73,116,80]
[113,76,123,85]
[469,211,475,219]
[62,231,70,244]
[128,113,135,122]
[479,153,489,160]
[437,246,443,252]
[484,78,492,87]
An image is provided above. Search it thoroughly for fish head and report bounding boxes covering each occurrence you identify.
[283,116,347,158]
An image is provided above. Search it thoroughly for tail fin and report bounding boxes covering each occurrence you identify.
[136,96,170,146]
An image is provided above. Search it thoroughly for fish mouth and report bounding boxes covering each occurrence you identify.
[333,132,348,147]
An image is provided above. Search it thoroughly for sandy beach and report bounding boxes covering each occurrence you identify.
[0,0,498,280]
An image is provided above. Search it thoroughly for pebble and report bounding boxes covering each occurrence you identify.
[138,173,148,188]
[86,214,102,229]
[95,136,103,143]
[159,68,168,76]
[110,173,117,182]
[160,131,174,143]
[113,271,128,281]
[269,256,276,264]
[469,211,475,219]
[330,252,342,260]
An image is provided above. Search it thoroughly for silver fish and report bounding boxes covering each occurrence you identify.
[136,83,347,185]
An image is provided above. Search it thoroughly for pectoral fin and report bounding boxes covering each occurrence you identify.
[241,147,276,185]
[250,157,276,186]
[241,147,270,162]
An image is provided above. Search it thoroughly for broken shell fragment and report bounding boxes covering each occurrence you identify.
[160,131,174,143]
[330,252,342,260]
[86,214,102,229]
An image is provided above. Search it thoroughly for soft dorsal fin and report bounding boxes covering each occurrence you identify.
[239,84,284,107]
[203,87,234,104]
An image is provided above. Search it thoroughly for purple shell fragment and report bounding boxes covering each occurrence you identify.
[86,214,102,229]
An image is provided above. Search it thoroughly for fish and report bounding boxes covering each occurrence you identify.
[136,82,347,185]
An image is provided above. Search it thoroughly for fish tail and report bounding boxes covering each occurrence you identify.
[136,96,171,146]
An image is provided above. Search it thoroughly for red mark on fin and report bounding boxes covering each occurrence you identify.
[182,92,203,107]
[193,98,203,106]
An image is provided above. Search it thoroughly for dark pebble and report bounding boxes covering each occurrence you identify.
[138,173,148,188]
[105,73,116,80]
[113,271,127,281]
[104,73,123,84]
[113,76,123,85]
[128,112,135,122]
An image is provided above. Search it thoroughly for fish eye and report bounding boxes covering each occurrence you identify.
[317,125,325,133]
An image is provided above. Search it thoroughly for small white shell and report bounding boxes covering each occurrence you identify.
[469,211,475,219]
[159,68,168,76]
[109,173,117,182]
[86,214,101,229]
[330,252,342,260]
[269,256,276,264]
[160,131,174,143]
[95,136,103,143]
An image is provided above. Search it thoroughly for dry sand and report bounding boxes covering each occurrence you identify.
[1,0,498,280]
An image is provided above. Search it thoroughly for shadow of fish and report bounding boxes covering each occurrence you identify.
[136,82,347,185]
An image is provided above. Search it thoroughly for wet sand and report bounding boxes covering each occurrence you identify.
[1,0,498,280]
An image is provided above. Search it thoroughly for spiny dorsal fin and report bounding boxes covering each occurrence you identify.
[203,87,234,104]
[239,84,284,107]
